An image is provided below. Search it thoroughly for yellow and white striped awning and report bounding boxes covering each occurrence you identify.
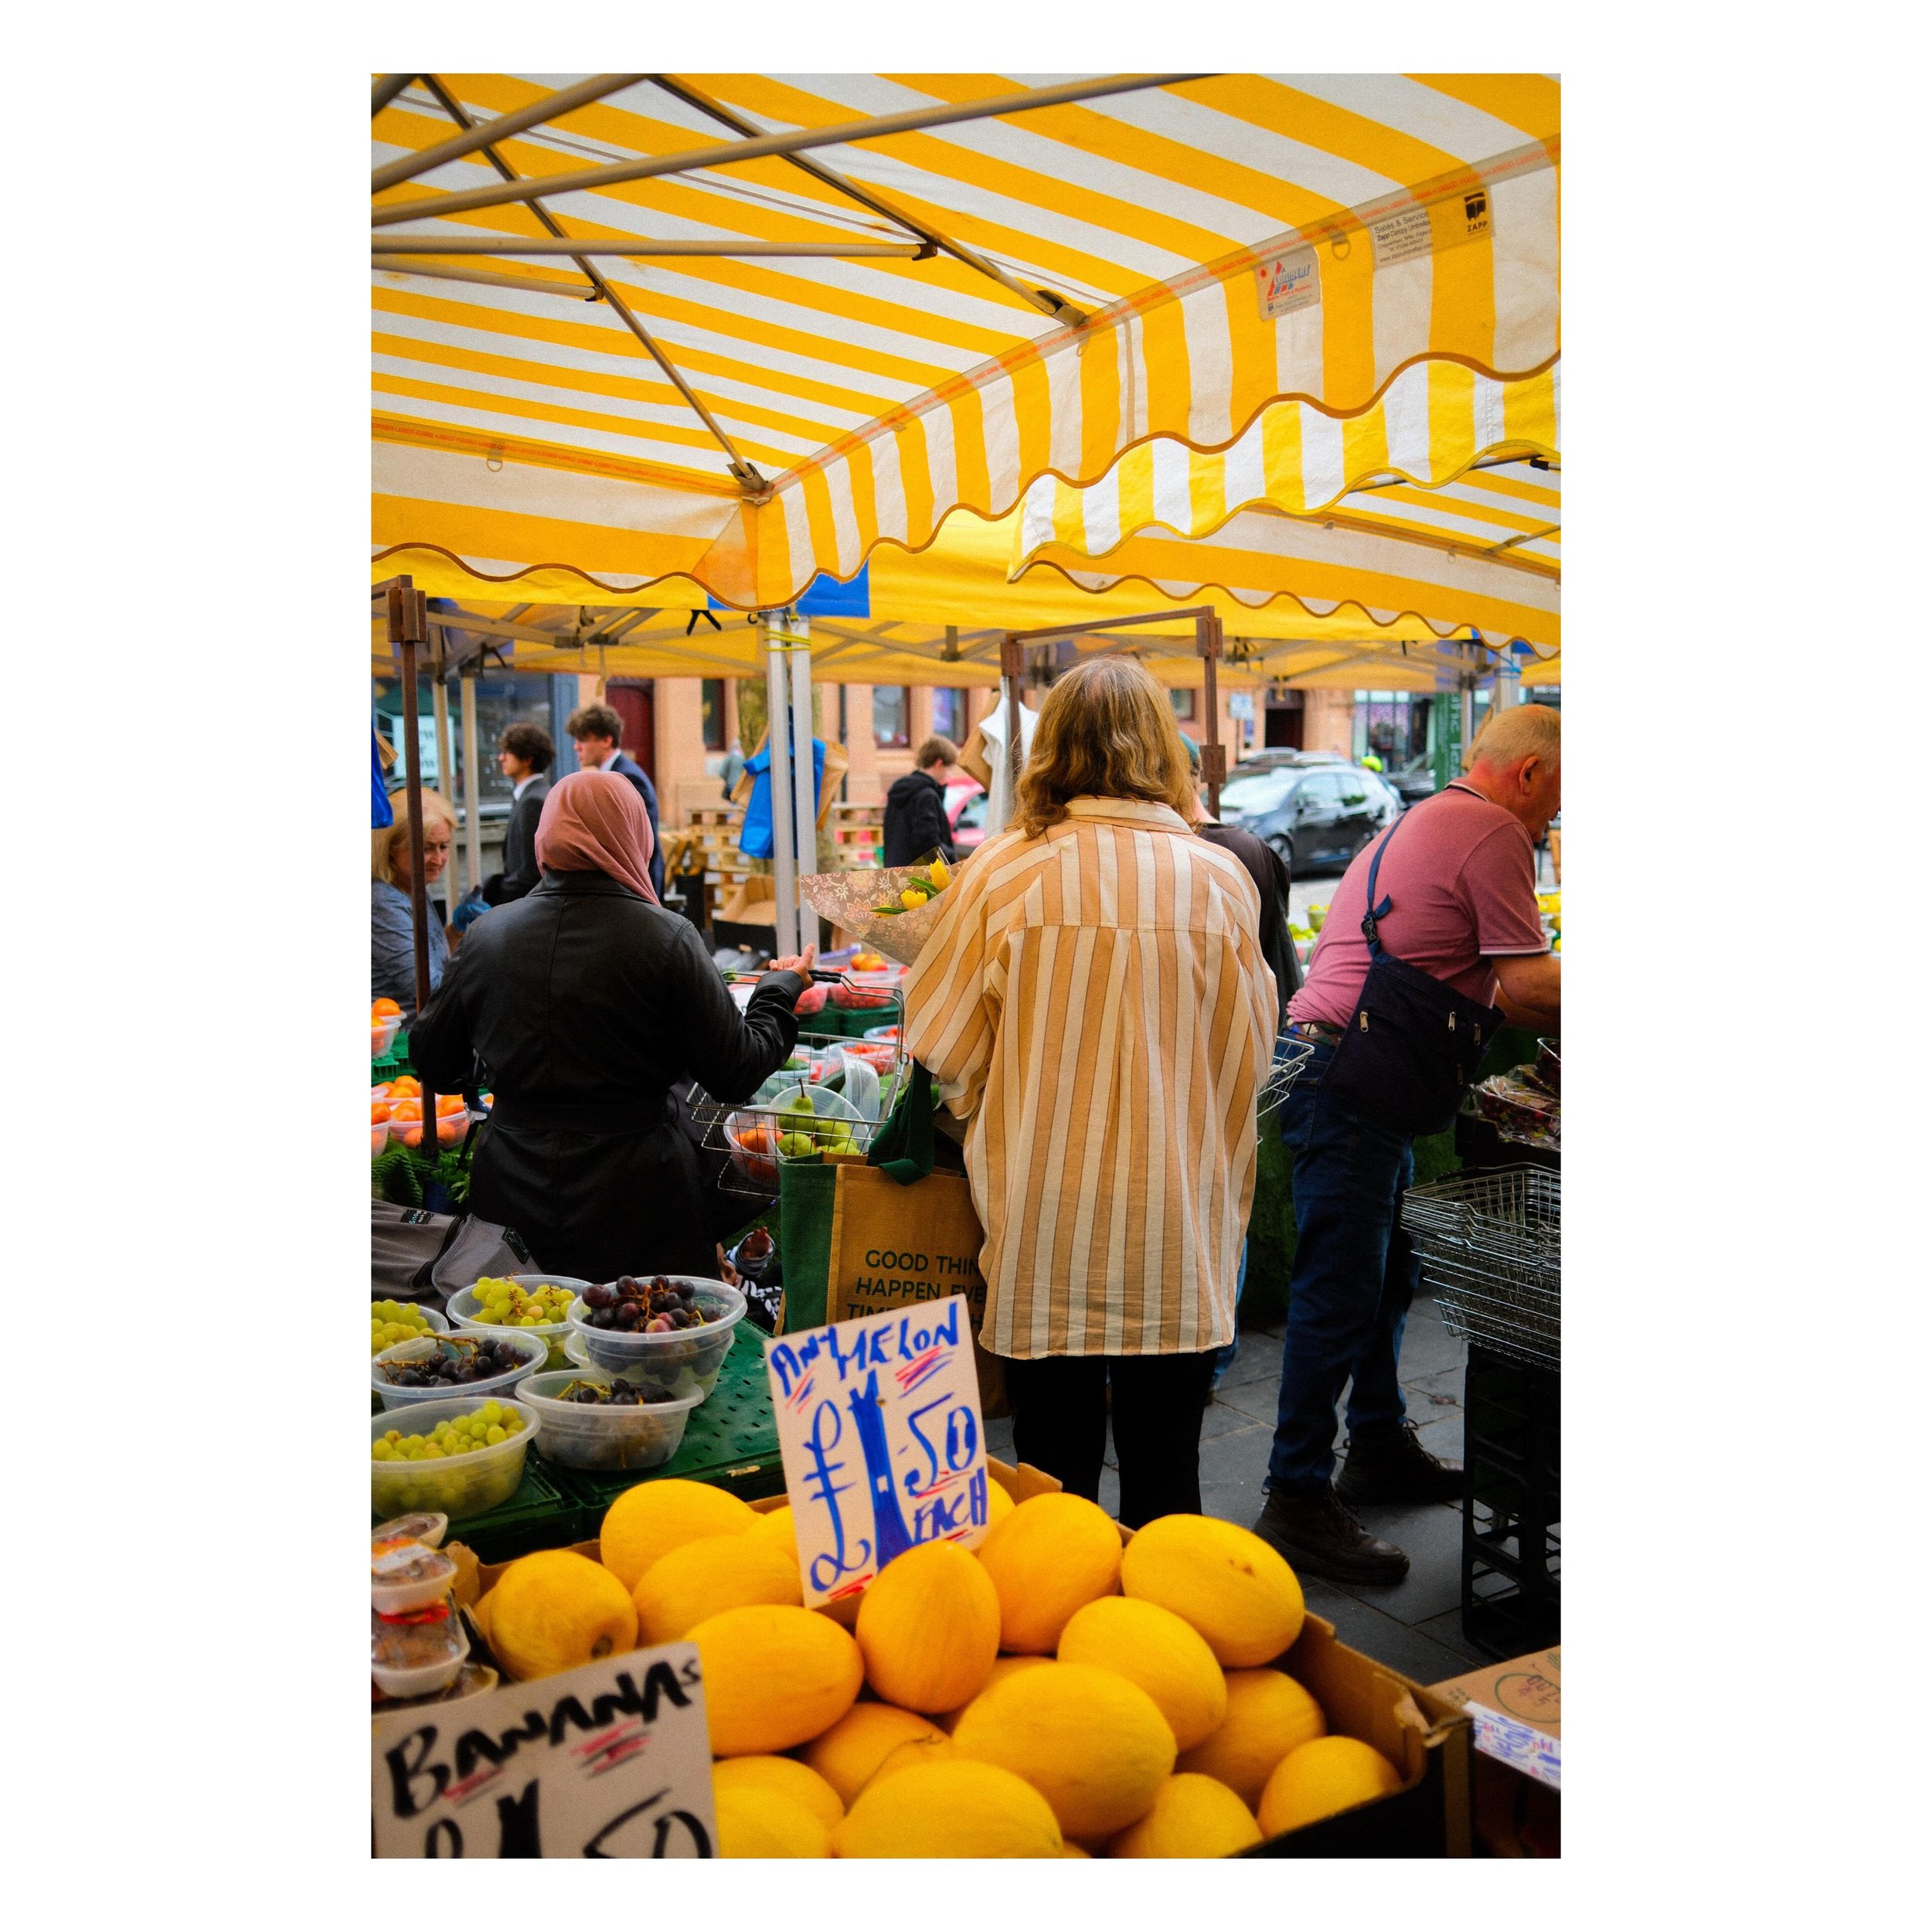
[373,73,1560,610]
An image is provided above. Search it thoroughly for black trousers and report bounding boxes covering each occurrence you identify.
[1002,1350,1218,1529]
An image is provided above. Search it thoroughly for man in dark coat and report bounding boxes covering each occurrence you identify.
[481,722,554,906]
[567,701,665,898]
[882,734,960,869]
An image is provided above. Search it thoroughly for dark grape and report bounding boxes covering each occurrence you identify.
[614,1305,641,1331]
[585,1283,616,1311]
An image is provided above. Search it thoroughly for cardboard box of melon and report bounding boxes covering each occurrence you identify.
[452,1460,1472,1859]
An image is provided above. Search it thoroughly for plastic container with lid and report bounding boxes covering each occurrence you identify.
[445,1274,589,1372]
[515,1368,705,1471]
[371,1536,459,1616]
[564,1278,746,1394]
[372,1014,404,1060]
[370,1302,450,1356]
[371,1328,548,1409]
[370,1396,536,1522]
[372,1600,471,1699]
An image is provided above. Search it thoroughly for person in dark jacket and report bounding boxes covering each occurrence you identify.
[411,770,815,1282]
[882,735,959,869]
[567,701,665,899]
[1185,740,1301,1012]
[481,723,554,906]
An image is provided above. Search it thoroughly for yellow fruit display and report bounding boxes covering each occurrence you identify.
[486,1549,638,1682]
[1175,1668,1327,1806]
[1120,1514,1305,1666]
[469,1587,494,1645]
[986,1478,1015,1526]
[1108,1773,1263,1859]
[936,1652,1052,1731]
[632,1532,802,1645]
[689,1604,863,1756]
[818,1590,862,1629]
[1060,1843,1090,1857]
[975,1492,1124,1652]
[710,1756,845,1834]
[1056,1596,1228,1752]
[951,1661,1175,1838]
[867,1734,956,1790]
[1257,1736,1403,1836]
[599,1479,758,1592]
[751,1503,796,1550]
[832,1760,1063,1859]
[804,1703,948,1806]
[712,1785,829,1859]
[856,1539,1002,1713]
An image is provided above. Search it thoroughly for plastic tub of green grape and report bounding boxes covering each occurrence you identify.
[516,1369,706,1472]
[370,1396,536,1523]
[445,1274,589,1372]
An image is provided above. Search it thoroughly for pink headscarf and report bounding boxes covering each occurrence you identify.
[535,770,660,904]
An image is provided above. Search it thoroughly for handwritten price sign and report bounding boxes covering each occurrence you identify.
[372,1643,716,1859]
[765,1294,989,1609]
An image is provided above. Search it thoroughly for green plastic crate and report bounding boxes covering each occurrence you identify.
[553,1323,786,1520]
[372,1029,412,1083]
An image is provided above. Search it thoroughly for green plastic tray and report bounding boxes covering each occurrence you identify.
[402,1456,587,1566]
[554,1322,786,1522]
[372,1029,412,1083]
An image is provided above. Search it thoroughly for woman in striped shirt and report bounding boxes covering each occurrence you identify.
[903,658,1277,1526]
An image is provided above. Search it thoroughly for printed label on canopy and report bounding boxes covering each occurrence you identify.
[372,1643,715,1859]
[765,1294,989,1609]
[1255,244,1321,318]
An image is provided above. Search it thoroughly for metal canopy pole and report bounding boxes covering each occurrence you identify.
[761,615,799,956]
[1198,611,1226,821]
[383,577,441,1141]
[998,634,1026,834]
[372,73,648,193]
[788,627,818,948]
[373,236,931,258]
[460,664,484,896]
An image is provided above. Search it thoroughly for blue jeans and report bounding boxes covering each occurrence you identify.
[1265,1040,1420,1495]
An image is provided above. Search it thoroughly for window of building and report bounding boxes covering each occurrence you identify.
[1170,688,1197,720]
[872,685,910,748]
[931,687,967,742]
[700,679,728,750]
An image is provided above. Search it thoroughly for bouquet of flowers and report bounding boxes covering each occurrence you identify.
[799,852,954,968]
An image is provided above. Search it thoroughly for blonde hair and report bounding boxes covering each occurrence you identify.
[1014,657,1199,840]
[1464,702,1560,776]
[372,787,458,885]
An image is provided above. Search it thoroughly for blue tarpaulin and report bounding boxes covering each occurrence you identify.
[739,738,826,860]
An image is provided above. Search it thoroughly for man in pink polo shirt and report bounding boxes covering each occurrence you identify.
[1251,705,1561,1584]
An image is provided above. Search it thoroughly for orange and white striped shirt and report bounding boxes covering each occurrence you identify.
[903,798,1277,1360]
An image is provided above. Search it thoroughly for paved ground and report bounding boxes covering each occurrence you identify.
[984,1298,1485,1685]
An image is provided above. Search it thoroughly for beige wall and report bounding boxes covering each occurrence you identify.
[1302,689,1356,756]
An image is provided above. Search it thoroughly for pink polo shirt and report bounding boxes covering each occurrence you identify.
[1288,784,1548,1030]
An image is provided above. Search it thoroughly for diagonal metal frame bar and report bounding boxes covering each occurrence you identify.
[372,74,417,117]
[373,259,615,300]
[373,233,930,258]
[372,73,1209,230]
[649,74,1087,325]
[374,73,649,194]
[413,74,767,492]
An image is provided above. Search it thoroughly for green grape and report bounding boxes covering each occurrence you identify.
[486,1426,505,1445]
[481,1401,502,1423]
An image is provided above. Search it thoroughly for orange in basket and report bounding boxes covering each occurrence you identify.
[434,1094,467,1117]
[371,1101,393,1124]
[372,998,403,1019]
[391,1099,423,1122]
[390,1075,421,1097]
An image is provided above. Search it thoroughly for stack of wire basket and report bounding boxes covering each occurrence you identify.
[1401,1165,1560,1372]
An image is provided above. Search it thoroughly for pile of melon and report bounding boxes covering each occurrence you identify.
[471,1477,1404,1859]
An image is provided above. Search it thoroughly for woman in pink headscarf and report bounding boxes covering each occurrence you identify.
[413,770,815,1281]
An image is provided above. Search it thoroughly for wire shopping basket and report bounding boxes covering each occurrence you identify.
[1256,1036,1316,1117]
[1401,1165,1560,1371]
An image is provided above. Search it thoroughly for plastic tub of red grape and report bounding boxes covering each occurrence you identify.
[371,1328,549,1410]
[515,1369,707,1471]
[563,1276,747,1397]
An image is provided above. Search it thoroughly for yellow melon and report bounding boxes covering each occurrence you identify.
[710,1755,844,1833]
[832,1760,1063,1859]
[751,1503,797,1550]
[951,1660,1175,1838]
[689,1604,863,1756]
[1257,1735,1403,1836]
[986,1478,1015,1526]
[712,1784,830,1858]
[1176,1668,1327,1805]
[487,1549,638,1682]
[975,1493,1123,1652]
[803,1703,947,1806]
[632,1532,802,1644]
[936,1653,1052,1731]
[1056,1595,1228,1752]
[598,1479,758,1592]
[468,1587,493,1645]
[866,1733,956,1791]
[856,1539,1002,1713]
[1059,1842,1090,1857]
[1119,1514,1305,1666]
[1109,1773,1263,1858]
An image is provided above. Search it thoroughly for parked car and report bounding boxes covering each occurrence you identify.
[1230,747,1349,770]
[944,776,988,852]
[1214,762,1400,875]
[1384,757,1440,805]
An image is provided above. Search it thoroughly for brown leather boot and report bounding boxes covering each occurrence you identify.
[1251,1486,1410,1584]
[1335,1420,1464,1506]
